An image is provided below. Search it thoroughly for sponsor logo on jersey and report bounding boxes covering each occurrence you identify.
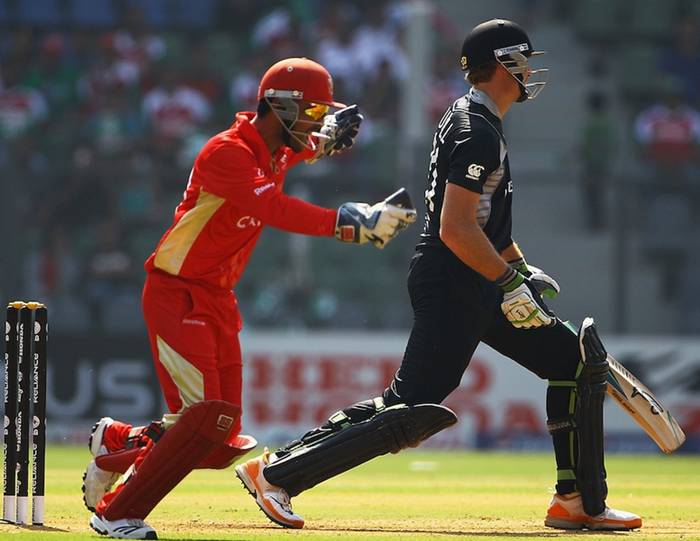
[182,318,206,326]
[466,163,485,180]
[237,216,262,229]
[254,182,275,196]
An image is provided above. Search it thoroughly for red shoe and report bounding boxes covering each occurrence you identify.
[545,492,642,530]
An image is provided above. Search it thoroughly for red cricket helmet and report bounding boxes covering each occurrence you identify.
[257,57,346,109]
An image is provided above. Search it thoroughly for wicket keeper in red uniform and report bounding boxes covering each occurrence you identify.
[81,57,417,540]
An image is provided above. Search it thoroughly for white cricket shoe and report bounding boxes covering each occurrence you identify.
[83,459,121,512]
[235,448,304,528]
[545,492,642,530]
[83,417,120,512]
[90,514,157,539]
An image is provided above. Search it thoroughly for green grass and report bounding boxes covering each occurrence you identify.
[2,445,699,540]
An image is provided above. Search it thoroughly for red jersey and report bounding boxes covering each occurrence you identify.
[145,112,337,290]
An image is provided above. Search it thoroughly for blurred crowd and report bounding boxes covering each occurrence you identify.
[0,0,465,332]
[572,2,700,332]
[3,0,700,333]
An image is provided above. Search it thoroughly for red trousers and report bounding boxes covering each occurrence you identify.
[96,272,248,516]
[142,270,243,433]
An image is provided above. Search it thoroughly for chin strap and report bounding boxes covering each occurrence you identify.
[265,95,319,151]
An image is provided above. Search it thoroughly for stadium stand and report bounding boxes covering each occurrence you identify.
[2,0,699,333]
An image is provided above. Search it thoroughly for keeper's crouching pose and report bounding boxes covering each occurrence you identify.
[235,20,642,532]
[81,57,416,540]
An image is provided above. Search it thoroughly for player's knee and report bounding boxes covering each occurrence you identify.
[179,400,241,445]
[384,376,456,406]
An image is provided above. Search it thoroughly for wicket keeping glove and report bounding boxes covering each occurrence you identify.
[308,105,363,163]
[498,268,555,329]
[335,188,417,249]
[509,257,560,299]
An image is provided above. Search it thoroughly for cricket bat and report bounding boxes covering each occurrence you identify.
[606,354,686,454]
[556,318,686,454]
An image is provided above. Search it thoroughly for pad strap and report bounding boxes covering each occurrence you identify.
[546,417,576,435]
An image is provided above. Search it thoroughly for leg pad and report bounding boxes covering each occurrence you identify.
[576,318,609,516]
[264,401,457,497]
[197,434,257,470]
[102,400,239,520]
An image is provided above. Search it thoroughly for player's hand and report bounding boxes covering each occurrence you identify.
[527,265,560,299]
[509,258,560,298]
[498,269,554,329]
[309,105,363,162]
[335,188,417,249]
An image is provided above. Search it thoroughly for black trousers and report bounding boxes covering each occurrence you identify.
[383,245,580,406]
[276,245,583,495]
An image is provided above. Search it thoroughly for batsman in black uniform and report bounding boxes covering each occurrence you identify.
[236,19,642,531]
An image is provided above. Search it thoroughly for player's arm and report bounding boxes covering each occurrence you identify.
[500,242,524,263]
[202,145,413,245]
[441,128,552,329]
[440,184,511,280]
[440,128,510,280]
[240,184,415,249]
[441,186,552,328]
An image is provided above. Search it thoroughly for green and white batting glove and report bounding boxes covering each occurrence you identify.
[335,188,417,249]
[508,257,560,299]
[497,268,555,329]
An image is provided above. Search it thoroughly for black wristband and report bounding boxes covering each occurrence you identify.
[507,257,529,276]
[496,268,525,292]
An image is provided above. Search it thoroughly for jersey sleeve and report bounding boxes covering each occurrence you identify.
[197,143,337,236]
[446,126,501,194]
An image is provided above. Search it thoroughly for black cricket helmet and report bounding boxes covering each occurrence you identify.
[460,18,547,102]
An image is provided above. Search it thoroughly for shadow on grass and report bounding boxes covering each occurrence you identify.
[302,526,630,537]
[164,523,633,539]
[0,523,68,532]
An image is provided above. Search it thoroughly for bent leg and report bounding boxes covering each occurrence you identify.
[263,398,457,496]
[98,400,240,521]
[482,313,608,516]
[198,329,247,469]
[385,251,490,406]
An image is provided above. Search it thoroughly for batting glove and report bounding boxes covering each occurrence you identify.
[308,105,363,163]
[509,257,560,299]
[497,268,555,329]
[335,188,417,249]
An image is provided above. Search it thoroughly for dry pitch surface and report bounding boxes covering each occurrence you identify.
[0,445,698,540]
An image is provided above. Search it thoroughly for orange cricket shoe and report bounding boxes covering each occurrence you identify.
[235,448,304,529]
[545,492,642,530]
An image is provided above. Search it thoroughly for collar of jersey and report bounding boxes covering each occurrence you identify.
[468,87,502,119]
[234,111,273,170]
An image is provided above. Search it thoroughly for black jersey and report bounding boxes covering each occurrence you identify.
[420,88,513,252]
